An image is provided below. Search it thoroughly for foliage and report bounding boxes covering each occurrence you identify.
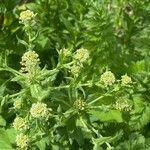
[0,0,150,149]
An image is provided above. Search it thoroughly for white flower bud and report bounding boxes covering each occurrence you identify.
[20,50,40,73]
[74,99,86,111]
[114,97,131,111]
[13,117,27,131]
[121,74,132,86]
[74,48,89,63]
[16,133,29,149]
[30,102,48,118]
[100,71,115,86]
[19,10,36,25]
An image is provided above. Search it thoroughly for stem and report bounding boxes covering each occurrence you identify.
[9,91,25,98]
[51,85,70,90]
[50,83,91,90]
[88,95,105,105]
[99,134,112,148]
[79,83,91,87]
[89,124,112,148]
[0,66,23,76]
[80,117,112,149]
[60,62,74,68]
[80,116,91,132]
[63,109,75,116]
[88,106,104,109]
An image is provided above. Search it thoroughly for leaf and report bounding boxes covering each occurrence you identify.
[36,138,46,150]
[116,133,146,150]
[0,82,6,95]
[6,128,16,144]
[129,94,150,130]
[0,115,6,126]
[37,34,49,49]
[92,137,111,150]
[0,128,16,150]
[3,13,13,27]
[130,60,145,73]
[89,109,123,123]
[16,36,28,47]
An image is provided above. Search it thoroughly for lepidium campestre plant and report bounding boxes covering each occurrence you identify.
[0,1,149,150]
[0,9,137,149]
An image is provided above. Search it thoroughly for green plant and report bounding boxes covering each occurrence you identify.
[0,0,149,150]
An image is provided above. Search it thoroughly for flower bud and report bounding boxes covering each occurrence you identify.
[74,99,86,111]
[74,48,89,63]
[100,71,115,86]
[121,74,132,86]
[30,102,48,118]
[16,133,29,148]
[20,50,40,73]
[13,117,27,131]
[19,10,36,26]
[113,97,131,111]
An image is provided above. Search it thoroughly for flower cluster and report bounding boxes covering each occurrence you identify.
[19,10,36,26]
[20,50,40,73]
[100,71,115,87]
[74,99,86,111]
[70,64,82,76]
[121,74,132,86]
[113,97,132,111]
[13,99,22,109]
[13,117,27,131]
[61,48,71,58]
[74,48,89,63]
[16,133,29,149]
[30,102,48,118]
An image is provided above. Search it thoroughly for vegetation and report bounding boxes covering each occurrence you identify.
[0,0,149,149]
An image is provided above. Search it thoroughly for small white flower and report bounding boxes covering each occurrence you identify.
[30,102,48,118]
[121,74,132,86]
[70,65,82,76]
[100,71,115,86]
[13,117,27,131]
[16,133,29,148]
[20,50,40,73]
[19,10,36,25]
[13,99,22,109]
[74,99,86,111]
[74,48,89,63]
[114,97,131,111]
[62,48,71,57]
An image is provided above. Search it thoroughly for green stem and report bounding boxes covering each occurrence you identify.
[50,83,90,90]
[9,91,25,98]
[88,95,105,105]
[88,106,104,109]
[80,117,112,148]
[80,116,91,132]
[89,125,112,148]
[0,66,23,76]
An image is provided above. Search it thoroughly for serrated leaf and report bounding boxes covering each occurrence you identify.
[89,109,123,123]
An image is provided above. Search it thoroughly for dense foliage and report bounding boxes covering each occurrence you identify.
[0,0,150,149]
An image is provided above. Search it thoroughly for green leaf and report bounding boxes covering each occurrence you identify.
[6,128,17,144]
[0,128,16,150]
[89,109,123,123]
[16,36,28,47]
[36,138,46,150]
[37,34,49,49]
[0,115,6,126]
[130,60,145,73]
[116,133,146,150]
[92,137,111,150]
